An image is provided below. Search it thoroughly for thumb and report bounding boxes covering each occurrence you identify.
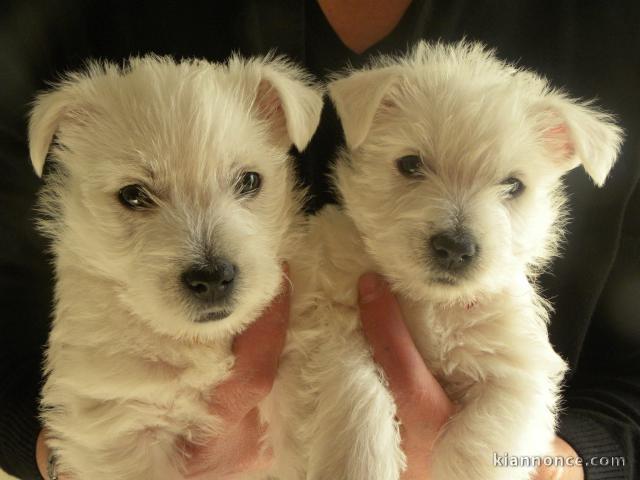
[358,272,453,423]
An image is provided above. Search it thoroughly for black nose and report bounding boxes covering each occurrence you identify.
[182,258,237,304]
[429,231,478,271]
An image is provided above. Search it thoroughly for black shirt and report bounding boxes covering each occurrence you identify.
[1,1,638,478]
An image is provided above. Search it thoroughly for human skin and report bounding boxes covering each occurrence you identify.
[357,272,584,480]
[317,0,414,54]
[318,2,584,475]
[36,3,583,478]
[36,270,291,480]
[36,273,583,480]
[35,270,583,480]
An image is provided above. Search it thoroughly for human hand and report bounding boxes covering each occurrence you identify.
[36,429,71,480]
[358,273,584,480]
[532,436,585,480]
[37,267,290,480]
[183,268,290,479]
[358,272,456,480]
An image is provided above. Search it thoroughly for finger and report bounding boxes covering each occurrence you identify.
[358,272,453,423]
[233,264,290,374]
[185,408,268,479]
[532,464,564,480]
[212,266,290,421]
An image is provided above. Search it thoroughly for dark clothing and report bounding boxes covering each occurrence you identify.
[1,1,638,478]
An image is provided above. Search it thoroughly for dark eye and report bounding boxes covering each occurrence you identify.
[236,171,262,196]
[118,185,154,209]
[396,155,425,178]
[501,177,525,198]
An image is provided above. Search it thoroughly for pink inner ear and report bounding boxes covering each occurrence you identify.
[258,85,280,118]
[378,81,402,112]
[543,121,575,160]
[256,80,285,123]
[255,79,288,145]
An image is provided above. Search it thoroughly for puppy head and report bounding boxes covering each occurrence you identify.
[330,42,623,303]
[30,55,323,339]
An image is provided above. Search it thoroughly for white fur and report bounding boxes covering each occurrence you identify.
[279,41,623,480]
[30,55,323,480]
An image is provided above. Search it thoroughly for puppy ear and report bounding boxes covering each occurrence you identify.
[251,59,324,152]
[328,67,400,150]
[532,95,624,186]
[29,74,98,178]
[28,87,77,177]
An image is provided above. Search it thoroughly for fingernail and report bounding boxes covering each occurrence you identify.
[278,262,291,294]
[358,272,384,304]
[282,262,290,277]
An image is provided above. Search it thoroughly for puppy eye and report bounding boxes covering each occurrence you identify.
[118,184,154,209]
[396,155,425,178]
[236,171,262,196]
[501,177,526,198]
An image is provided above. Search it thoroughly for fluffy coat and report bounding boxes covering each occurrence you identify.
[29,55,323,480]
[279,42,623,480]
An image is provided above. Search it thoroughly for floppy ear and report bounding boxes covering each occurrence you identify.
[252,60,324,152]
[328,67,401,150]
[532,95,624,187]
[28,87,78,177]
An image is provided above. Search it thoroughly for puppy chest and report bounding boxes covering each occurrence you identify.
[404,304,498,402]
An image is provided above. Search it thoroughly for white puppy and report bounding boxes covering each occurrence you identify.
[285,42,623,480]
[29,55,322,480]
